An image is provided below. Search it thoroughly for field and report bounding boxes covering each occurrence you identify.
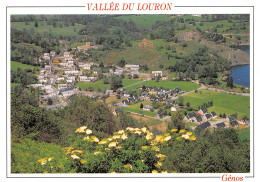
[236,128,250,141]
[11,22,84,36]
[76,79,141,92]
[125,80,201,92]
[123,101,157,117]
[183,90,250,118]
[11,61,40,71]
[114,15,171,29]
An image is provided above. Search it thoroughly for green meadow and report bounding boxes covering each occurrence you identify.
[236,128,250,141]
[125,80,201,92]
[183,90,250,118]
[123,101,157,117]
[11,61,40,71]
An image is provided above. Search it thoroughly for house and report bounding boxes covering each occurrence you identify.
[114,69,124,76]
[125,64,139,71]
[105,90,114,94]
[58,86,75,95]
[113,108,121,115]
[64,71,80,76]
[211,111,217,117]
[196,121,211,131]
[79,63,91,70]
[131,71,139,77]
[64,52,70,58]
[230,120,239,127]
[203,113,212,120]
[43,53,50,60]
[58,84,67,90]
[241,116,250,125]
[121,91,130,97]
[52,60,59,65]
[198,108,208,115]
[50,51,56,57]
[143,105,153,111]
[39,94,58,104]
[122,99,129,105]
[184,112,196,120]
[171,106,177,112]
[157,110,163,118]
[61,90,74,97]
[152,71,163,77]
[194,115,202,123]
[45,65,52,73]
[77,42,98,51]
[215,122,226,128]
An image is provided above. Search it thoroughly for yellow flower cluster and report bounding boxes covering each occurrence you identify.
[75,126,87,133]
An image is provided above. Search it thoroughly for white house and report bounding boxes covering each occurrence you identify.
[125,64,139,71]
[152,71,163,77]
[143,105,153,111]
[61,90,74,97]
[171,106,177,112]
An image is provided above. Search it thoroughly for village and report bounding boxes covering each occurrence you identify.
[29,40,250,133]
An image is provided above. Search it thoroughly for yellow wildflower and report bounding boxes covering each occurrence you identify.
[121,133,128,140]
[141,146,148,150]
[110,171,116,173]
[80,159,86,164]
[152,170,158,173]
[38,158,47,165]
[94,151,102,156]
[155,161,162,168]
[134,130,142,135]
[126,127,134,132]
[105,148,111,151]
[161,171,168,173]
[86,129,92,135]
[108,142,118,148]
[151,146,160,152]
[141,127,147,133]
[107,138,113,141]
[164,136,171,142]
[154,135,163,142]
[48,157,54,162]
[146,133,153,140]
[124,164,133,170]
[179,129,185,133]
[186,132,192,136]
[164,133,170,137]
[71,154,80,160]
[63,147,74,154]
[91,136,99,143]
[190,135,197,140]
[171,129,178,132]
[182,134,189,140]
[116,145,122,150]
[98,140,107,144]
[112,135,121,139]
[72,150,83,154]
[83,136,90,141]
[156,154,166,158]
[118,130,124,134]
[75,126,87,133]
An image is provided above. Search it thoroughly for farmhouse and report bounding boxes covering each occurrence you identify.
[230,120,239,127]
[184,112,196,120]
[196,121,211,131]
[194,115,202,123]
[198,108,208,115]
[203,113,213,121]
[215,122,226,128]
[77,42,98,51]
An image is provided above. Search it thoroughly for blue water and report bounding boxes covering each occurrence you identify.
[230,46,250,88]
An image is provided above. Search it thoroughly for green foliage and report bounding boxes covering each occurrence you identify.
[168,110,185,130]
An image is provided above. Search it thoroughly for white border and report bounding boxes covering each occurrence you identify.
[5,5,254,180]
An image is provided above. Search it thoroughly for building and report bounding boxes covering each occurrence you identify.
[77,42,98,51]
[64,70,80,76]
[215,122,226,128]
[39,94,58,104]
[143,105,153,111]
[170,106,177,112]
[137,38,153,48]
[64,52,70,58]
[125,64,139,71]
[198,108,208,115]
[152,71,163,77]
[79,63,91,70]
[196,121,211,131]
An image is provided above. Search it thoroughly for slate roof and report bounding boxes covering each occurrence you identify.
[211,111,217,116]
[195,115,202,122]
[230,120,238,127]
[216,122,226,128]
[205,113,212,119]
[196,121,211,130]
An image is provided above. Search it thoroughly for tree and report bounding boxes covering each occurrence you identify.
[110,76,123,91]
[117,58,126,68]
[186,102,190,108]
[47,98,53,105]
[227,76,234,89]
[178,96,184,106]
[168,110,185,130]
[140,103,143,109]
[34,21,38,28]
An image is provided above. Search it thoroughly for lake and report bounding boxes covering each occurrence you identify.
[230,46,250,88]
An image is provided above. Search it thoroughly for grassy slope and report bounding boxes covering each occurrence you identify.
[11,22,84,36]
[123,101,156,117]
[11,61,40,71]
[125,80,200,92]
[183,90,250,118]
[114,15,171,29]
[236,128,250,141]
